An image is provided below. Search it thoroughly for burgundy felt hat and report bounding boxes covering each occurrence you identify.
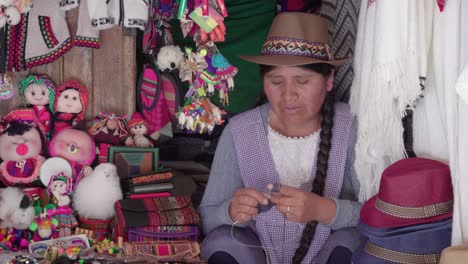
[360,158,453,228]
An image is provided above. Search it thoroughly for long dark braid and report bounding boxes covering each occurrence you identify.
[292,92,335,263]
[259,63,336,263]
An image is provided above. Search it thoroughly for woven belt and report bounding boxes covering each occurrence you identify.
[375,198,453,219]
[364,241,440,264]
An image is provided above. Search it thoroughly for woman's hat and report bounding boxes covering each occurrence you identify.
[240,12,350,66]
[360,158,453,229]
[352,219,452,264]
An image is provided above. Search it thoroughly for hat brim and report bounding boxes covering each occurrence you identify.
[360,195,453,229]
[40,157,73,187]
[239,54,351,66]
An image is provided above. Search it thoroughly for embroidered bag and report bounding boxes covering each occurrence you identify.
[127,225,199,242]
[114,196,200,229]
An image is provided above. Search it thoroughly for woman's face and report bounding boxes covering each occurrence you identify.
[263,66,333,127]
[24,83,50,106]
[56,89,82,113]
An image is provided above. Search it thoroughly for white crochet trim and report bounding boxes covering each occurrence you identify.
[268,126,320,188]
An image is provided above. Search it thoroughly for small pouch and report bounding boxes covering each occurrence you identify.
[123,240,201,262]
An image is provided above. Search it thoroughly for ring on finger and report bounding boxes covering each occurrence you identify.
[287,206,291,213]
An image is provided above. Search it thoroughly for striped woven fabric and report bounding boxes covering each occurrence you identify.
[375,198,453,219]
[115,196,200,229]
[129,171,174,185]
[320,0,360,102]
[128,225,199,242]
[364,241,440,264]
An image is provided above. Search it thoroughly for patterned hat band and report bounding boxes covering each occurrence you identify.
[375,198,453,219]
[364,241,440,264]
[261,37,333,61]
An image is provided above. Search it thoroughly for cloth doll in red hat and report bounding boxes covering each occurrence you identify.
[19,75,56,140]
[53,80,88,135]
[88,112,128,146]
[125,112,154,148]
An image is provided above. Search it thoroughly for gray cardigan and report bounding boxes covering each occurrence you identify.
[198,104,362,235]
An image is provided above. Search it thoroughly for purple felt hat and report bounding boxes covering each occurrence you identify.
[352,219,452,264]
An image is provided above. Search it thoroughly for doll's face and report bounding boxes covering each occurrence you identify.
[50,129,94,165]
[106,119,118,130]
[24,83,50,106]
[0,127,42,161]
[130,124,148,135]
[53,180,67,195]
[56,89,82,113]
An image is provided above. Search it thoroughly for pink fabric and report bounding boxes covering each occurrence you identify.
[33,106,52,135]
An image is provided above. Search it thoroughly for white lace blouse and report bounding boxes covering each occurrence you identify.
[267,126,320,188]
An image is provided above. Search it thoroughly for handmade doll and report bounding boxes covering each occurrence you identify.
[0,120,46,186]
[19,75,56,140]
[40,157,77,238]
[28,204,58,240]
[0,187,35,230]
[88,112,128,146]
[53,80,88,135]
[49,129,95,186]
[125,112,154,148]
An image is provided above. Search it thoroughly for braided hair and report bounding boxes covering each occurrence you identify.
[260,63,335,264]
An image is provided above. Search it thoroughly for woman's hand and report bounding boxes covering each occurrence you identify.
[269,185,337,224]
[229,188,268,224]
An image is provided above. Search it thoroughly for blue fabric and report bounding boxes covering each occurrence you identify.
[201,225,267,264]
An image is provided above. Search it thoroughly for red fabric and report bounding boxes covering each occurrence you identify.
[360,158,453,228]
[437,0,446,12]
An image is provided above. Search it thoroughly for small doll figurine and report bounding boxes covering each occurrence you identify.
[53,80,88,135]
[125,112,154,148]
[88,112,128,146]
[0,114,47,186]
[40,157,77,238]
[19,75,56,140]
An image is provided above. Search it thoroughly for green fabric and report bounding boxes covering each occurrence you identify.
[172,0,275,113]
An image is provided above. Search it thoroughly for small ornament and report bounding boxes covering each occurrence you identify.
[0,74,14,100]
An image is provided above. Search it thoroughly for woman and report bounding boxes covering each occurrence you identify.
[199,13,363,264]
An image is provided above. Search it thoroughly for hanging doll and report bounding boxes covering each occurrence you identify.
[19,75,56,140]
[39,157,77,238]
[0,111,47,186]
[125,112,154,148]
[53,80,88,135]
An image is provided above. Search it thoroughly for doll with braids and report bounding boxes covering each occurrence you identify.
[199,13,362,264]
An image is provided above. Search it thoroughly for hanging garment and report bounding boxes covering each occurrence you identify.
[87,0,149,31]
[349,0,422,202]
[320,0,361,102]
[5,0,99,71]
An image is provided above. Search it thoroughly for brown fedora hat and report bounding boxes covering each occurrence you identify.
[240,12,350,66]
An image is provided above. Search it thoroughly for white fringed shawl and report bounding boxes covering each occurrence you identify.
[350,0,422,201]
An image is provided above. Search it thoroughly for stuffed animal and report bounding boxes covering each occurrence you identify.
[4,5,19,26]
[0,187,35,230]
[73,163,123,220]
[156,45,184,72]
[19,75,56,140]
[0,120,46,186]
[28,204,58,240]
[53,80,89,135]
[125,112,153,148]
[40,158,77,238]
[49,129,95,185]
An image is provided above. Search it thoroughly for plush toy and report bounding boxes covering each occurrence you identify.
[19,75,56,140]
[0,187,35,230]
[88,112,128,146]
[28,204,58,240]
[156,45,184,72]
[0,120,46,186]
[4,5,20,26]
[53,80,89,135]
[40,157,77,238]
[125,112,154,148]
[73,163,123,220]
[49,129,95,185]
